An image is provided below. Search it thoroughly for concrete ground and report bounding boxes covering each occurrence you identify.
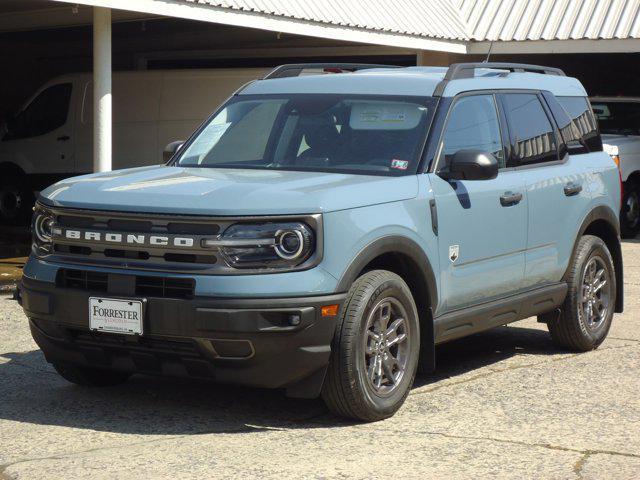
[1,243,639,479]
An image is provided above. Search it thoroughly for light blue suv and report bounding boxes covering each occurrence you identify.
[20,63,623,421]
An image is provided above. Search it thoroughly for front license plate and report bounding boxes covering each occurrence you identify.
[89,297,144,335]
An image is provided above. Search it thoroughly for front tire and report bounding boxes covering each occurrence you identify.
[541,235,615,351]
[321,270,420,422]
[53,363,131,387]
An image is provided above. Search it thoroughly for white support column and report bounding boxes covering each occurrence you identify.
[93,7,112,172]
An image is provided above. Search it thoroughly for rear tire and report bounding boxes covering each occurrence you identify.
[0,173,33,225]
[53,363,131,387]
[321,270,420,422]
[621,180,640,238]
[540,235,615,351]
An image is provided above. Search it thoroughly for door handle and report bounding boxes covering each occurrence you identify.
[564,182,582,196]
[500,191,523,207]
[57,135,70,142]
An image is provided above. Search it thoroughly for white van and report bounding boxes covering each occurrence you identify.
[0,68,267,223]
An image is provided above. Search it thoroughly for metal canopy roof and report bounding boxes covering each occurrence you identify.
[179,0,640,42]
[182,0,469,40]
[8,0,640,53]
[460,0,640,41]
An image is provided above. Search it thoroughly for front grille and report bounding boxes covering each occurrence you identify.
[135,275,195,299]
[58,268,195,299]
[50,209,224,272]
[42,205,321,275]
[60,268,108,291]
[69,329,199,357]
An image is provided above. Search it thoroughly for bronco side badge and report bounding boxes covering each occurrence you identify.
[449,245,459,263]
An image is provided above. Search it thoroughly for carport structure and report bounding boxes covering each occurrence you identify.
[2,0,640,173]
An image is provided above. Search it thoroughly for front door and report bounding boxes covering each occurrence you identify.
[429,93,528,315]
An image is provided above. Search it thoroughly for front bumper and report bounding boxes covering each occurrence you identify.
[20,276,345,398]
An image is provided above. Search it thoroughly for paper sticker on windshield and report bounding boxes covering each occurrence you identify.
[350,101,423,130]
[391,159,409,170]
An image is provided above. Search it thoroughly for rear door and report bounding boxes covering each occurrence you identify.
[500,92,594,288]
[429,93,528,314]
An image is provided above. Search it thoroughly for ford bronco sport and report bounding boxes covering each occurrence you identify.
[19,63,623,421]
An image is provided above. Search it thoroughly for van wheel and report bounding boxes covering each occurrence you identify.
[53,363,131,387]
[540,235,615,352]
[0,173,33,225]
[321,270,420,422]
[621,180,640,238]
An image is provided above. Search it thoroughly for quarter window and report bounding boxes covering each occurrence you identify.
[503,94,558,165]
[440,95,505,169]
[558,96,601,152]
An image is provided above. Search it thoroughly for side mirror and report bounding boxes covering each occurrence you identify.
[163,140,184,163]
[440,150,499,181]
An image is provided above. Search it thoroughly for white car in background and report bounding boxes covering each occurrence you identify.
[591,97,640,237]
[0,68,267,224]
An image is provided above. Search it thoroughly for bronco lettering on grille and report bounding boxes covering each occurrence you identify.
[60,229,195,248]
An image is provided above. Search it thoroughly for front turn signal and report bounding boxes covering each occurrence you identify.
[321,304,339,317]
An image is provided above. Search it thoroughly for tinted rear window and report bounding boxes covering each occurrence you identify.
[557,96,602,152]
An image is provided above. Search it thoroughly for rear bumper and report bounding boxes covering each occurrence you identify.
[20,276,345,398]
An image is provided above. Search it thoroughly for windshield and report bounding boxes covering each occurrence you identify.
[592,101,640,135]
[175,94,435,175]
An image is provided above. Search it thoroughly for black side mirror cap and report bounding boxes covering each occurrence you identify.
[163,140,184,163]
[439,149,499,181]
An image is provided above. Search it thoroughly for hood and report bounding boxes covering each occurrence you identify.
[602,134,640,158]
[40,166,419,215]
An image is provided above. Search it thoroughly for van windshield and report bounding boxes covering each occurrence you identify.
[175,94,435,176]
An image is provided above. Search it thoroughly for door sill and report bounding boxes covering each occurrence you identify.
[434,283,567,344]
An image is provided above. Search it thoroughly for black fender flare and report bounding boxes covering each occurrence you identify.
[335,235,438,373]
[568,205,623,313]
[335,235,438,310]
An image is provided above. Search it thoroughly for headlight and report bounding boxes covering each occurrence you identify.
[32,206,55,256]
[203,222,315,269]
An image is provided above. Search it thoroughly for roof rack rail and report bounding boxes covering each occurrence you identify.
[263,63,401,80]
[433,62,566,96]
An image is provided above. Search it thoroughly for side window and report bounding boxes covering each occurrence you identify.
[4,83,72,140]
[440,94,505,169]
[557,96,602,152]
[503,93,558,165]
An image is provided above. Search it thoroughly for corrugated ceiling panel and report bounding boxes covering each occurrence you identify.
[180,0,640,42]
[182,0,470,39]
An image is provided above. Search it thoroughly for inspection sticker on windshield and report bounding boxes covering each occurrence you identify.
[391,159,409,170]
